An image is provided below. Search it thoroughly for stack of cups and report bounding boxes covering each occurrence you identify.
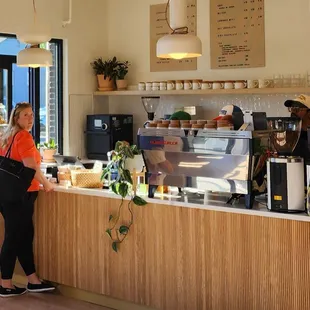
[217,119,233,130]
[169,120,180,129]
[204,120,217,130]
[180,120,191,135]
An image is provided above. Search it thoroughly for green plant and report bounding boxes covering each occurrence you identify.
[101,141,147,253]
[90,56,119,80]
[38,138,57,150]
[116,61,130,80]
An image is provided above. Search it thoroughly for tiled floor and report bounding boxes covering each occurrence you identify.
[0,291,114,310]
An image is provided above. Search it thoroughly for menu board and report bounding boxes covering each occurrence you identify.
[150,0,197,72]
[210,0,265,69]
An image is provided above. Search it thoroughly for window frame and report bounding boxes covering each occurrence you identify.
[0,33,64,154]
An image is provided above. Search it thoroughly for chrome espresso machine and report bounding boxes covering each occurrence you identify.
[138,127,264,209]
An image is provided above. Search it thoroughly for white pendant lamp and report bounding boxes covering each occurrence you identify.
[17,45,52,68]
[16,0,52,68]
[156,0,202,60]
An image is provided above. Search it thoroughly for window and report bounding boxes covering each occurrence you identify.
[0,34,63,153]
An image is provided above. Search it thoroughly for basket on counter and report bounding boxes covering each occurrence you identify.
[70,169,103,188]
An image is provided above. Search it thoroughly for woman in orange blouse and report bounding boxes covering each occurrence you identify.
[0,103,55,297]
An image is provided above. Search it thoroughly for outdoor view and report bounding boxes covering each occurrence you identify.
[0,36,59,145]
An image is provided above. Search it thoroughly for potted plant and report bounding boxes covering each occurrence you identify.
[102,141,147,252]
[116,61,130,90]
[91,56,119,91]
[38,138,57,162]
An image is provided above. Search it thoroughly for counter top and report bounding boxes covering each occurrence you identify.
[50,185,310,223]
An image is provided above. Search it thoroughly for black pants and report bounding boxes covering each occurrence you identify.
[0,191,38,280]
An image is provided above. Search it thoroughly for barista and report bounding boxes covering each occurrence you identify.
[284,94,310,160]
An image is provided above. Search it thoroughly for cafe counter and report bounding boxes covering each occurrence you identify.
[3,185,310,310]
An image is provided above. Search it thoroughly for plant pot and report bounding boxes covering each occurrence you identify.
[97,75,114,91]
[116,79,128,90]
[125,155,144,173]
[42,149,57,162]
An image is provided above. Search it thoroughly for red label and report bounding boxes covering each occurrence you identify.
[150,140,178,145]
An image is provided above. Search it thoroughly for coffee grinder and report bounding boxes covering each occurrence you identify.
[267,117,305,212]
[141,96,160,127]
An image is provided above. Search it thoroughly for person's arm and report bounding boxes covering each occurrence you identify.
[22,157,55,192]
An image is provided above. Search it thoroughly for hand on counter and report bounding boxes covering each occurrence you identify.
[43,181,56,193]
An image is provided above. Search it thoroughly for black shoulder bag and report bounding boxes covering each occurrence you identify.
[0,133,36,203]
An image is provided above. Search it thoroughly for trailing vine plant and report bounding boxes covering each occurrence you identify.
[101,141,147,252]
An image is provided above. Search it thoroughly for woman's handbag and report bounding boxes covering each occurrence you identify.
[0,133,36,203]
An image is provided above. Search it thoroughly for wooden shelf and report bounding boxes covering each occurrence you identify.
[94,87,310,97]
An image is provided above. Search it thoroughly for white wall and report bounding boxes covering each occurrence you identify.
[2,1,308,156]
[106,0,310,138]
[107,0,310,83]
[0,0,109,155]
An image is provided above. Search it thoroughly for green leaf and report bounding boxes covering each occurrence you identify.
[123,147,134,159]
[106,229,112,239]
[130,145,141,155]
[119,225,129,235]
[101,168,109,180]
[111,182,119,195]
[108,215,113,222]
[133,196,147,206]
[122,169,133,184]
[115,141,123,152]
[112,242,118,253]
[118,182,129,198]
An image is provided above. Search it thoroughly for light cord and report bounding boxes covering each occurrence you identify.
[165,0,189,34]
[33,0,37,23]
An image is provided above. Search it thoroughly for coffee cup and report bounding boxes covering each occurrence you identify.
[192,79,202,90]
[167,80,175,90]
[152,81,160,91]
[146,82,152,91]
[247,79,258,89]
[184,80,192,90]
[234,80,247,89]
[259,79,273,88]
[138,82,146,91]
[201,81,212,90]
[176,80,184,90]
[224,81,234,89]
[160,81,167,91]
[212,81,224,89]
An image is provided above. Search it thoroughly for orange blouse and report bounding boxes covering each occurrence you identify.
[0,130,41,191]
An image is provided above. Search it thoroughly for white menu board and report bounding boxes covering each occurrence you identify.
[210,0,265,69]
[150,0,197,72]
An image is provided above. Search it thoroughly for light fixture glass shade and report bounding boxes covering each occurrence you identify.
[17,33,51,45]
[17,47,53,68]
[156,34,202,59]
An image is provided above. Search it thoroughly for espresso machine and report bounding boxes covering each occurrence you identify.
[138,127,259,209]
[267,117,305,212]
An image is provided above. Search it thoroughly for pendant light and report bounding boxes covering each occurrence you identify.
[156,0,202,60]
[16,0,52,68]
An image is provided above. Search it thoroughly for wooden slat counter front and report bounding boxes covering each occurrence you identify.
[4,186,310,310]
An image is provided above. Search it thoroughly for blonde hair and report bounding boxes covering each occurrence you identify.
[1,102,32,149]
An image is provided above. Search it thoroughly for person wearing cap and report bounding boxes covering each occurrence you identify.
[213,104,243,121]
[284,95,310,161]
